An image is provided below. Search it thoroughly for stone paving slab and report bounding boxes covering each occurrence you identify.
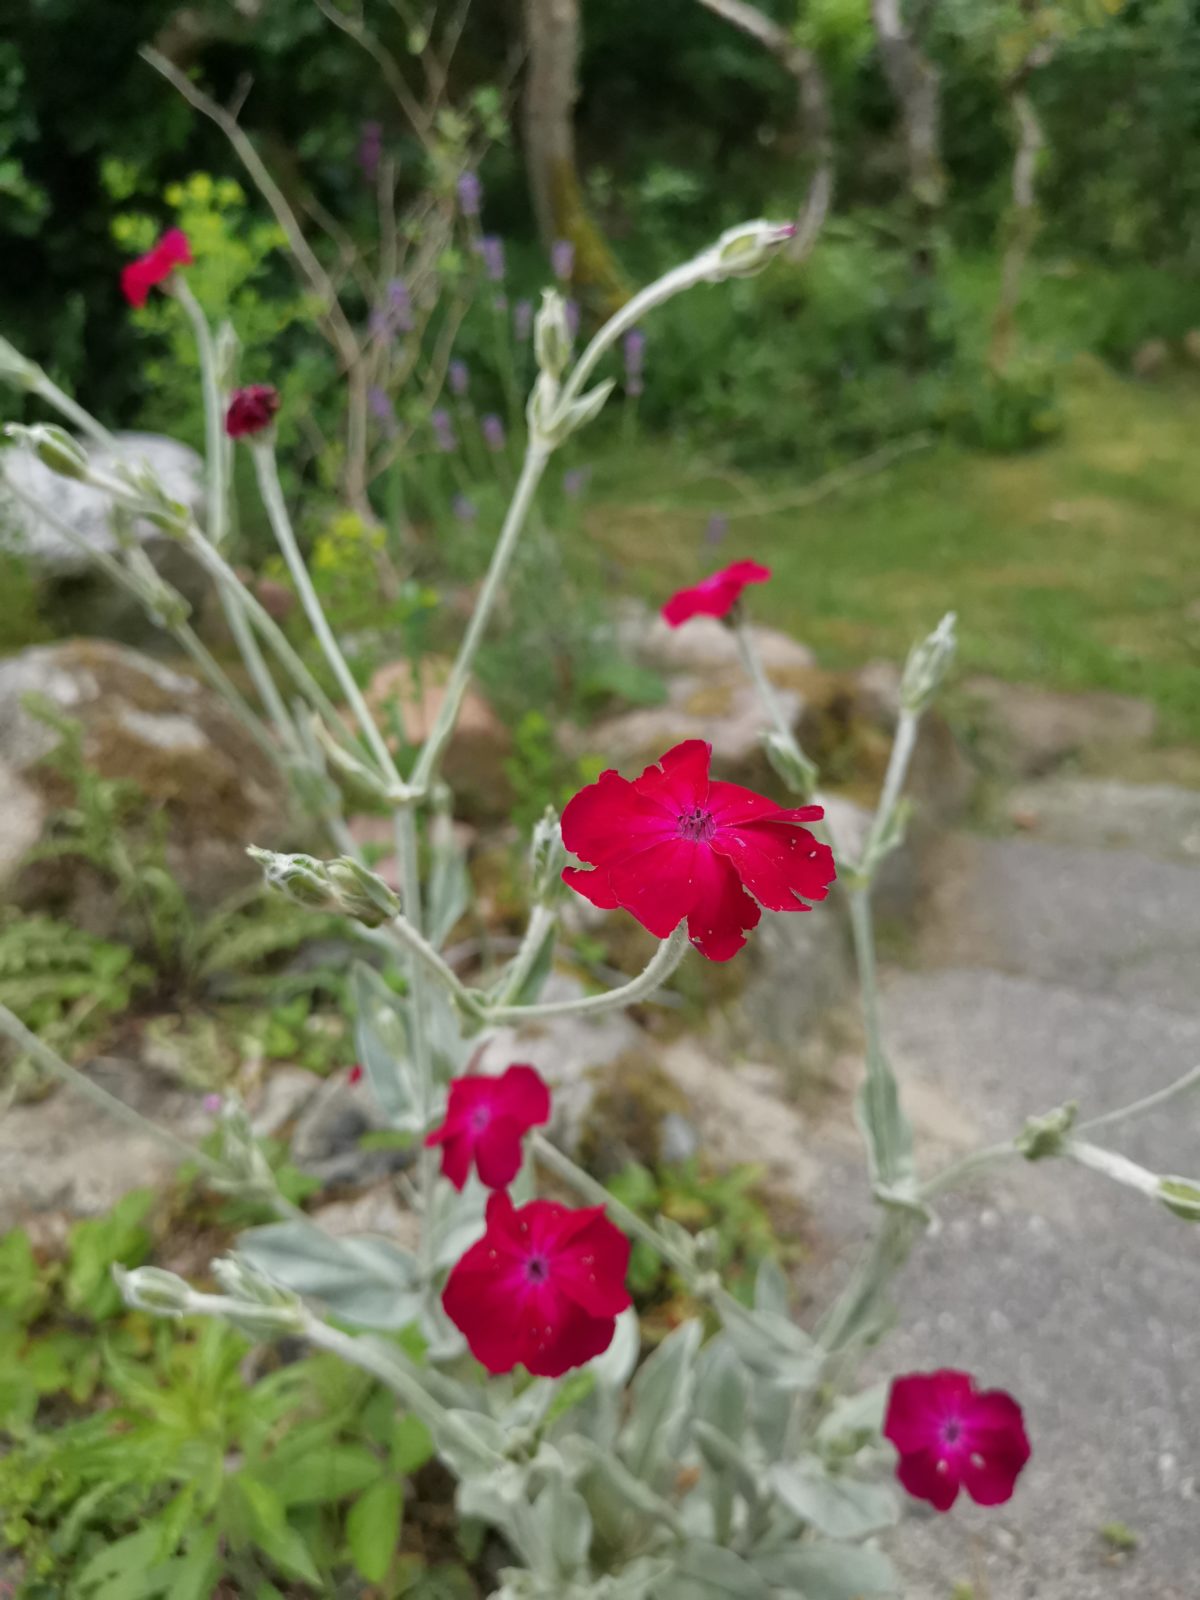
[838,968,1200,1599]
[919,835,1200,1015]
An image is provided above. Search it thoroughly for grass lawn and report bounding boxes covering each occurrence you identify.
[589,358,1200,742]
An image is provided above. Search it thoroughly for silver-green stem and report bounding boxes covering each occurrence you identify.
[919,1140,1017,1200]
[411,443,549,789]
[814,1210,921,1354]
[494,903,558,1007]
[733,615,817,797]
[1079,1063,1200,1134]
[484,923,690,1023]
[31,372,116,450]
[864,705,918,863]
[252,440,400,783]
[0,1003,224,1179]
[394,804,437,1272]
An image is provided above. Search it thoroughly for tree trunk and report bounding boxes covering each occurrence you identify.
[869,0,945,362]
[521,0,628,314]
[696,0,835,263]
[990,46,1053,371]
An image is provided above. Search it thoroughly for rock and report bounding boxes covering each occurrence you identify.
[366,657,512,821]
[573,667,803,791]
[960,675,1157,777]
[0,638,292,932]
[289,1075,413,1188]
[1131,337,1170,378]
[1005,778,1200,862]
[311,1184,420,1252]
[726,902,856,1064]
[616,599,816,678]
[1,432,211,647]
[0,1053,214,1223]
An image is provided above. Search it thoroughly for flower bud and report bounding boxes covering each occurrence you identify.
[225,384,281,440]
[212,1098,276,1194]
[115,1265,193,1317]
[705,220,797,283]
[1159,1177,1200,1222]
[211,1253,300,1310]
[248,846,332,909]
[900,612,957,714]
[7,422,90,481]
[529,806,568,903]
[326,855,402,926]
[534,290,573,380]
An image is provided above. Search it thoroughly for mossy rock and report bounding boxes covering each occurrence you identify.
[576,1049,691,1178]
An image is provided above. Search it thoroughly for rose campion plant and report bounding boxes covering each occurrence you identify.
[3,216,1197,1600]
[120,227,193,307]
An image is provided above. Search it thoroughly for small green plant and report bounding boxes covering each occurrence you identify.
[0,1201,468,1598]
[1099,1521,1139,1554]
[0,911,149,1094]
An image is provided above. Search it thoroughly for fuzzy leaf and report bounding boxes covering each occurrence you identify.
[752,1541,900,1597]
[769,1463,899,1539]
[620,1319,701,1484]
[654,1542,771,1600]
[237,1222,422,1330]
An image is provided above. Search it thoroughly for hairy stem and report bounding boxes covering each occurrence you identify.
[484,922,690,1023]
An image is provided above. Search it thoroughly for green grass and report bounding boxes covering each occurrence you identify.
[589,358,1200,742]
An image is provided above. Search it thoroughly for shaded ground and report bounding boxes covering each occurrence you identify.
[812,782,1200,1599]
[590,361,1200,741]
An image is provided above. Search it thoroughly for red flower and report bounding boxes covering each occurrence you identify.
[347,1064,364,1087]
[560,739,835,962]
[443,1192,631,1376]
[661,559,771,627]
[121,229,193,308]
[884,1369,1031,1513]
[225,384,281,439]
[424,1064,550,1191]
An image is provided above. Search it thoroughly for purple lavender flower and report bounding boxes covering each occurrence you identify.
[358,120,383,181]
[448,359,470,398]
[565,298,580,340]
[704,512,729,547]
[457,169,483,218]
[368,386,397,435]
[452,494,478,522]
[480,235,505,283]
[563,466,592,499]
[203,1092,223,1115]
[387,278,413,333]
[481,413,506,453]
[623,328,646,391]
[551,238,575,282]
[513,298,534,342]
[431,408,457,452]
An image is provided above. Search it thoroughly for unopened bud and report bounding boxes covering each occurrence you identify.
[248,846,331,909]
[115,1265,193,1317]
[212,1098,276,1194]
[6,422,90,481]
[705,220,796,283]
[534,290,572,380]
[211,1253,299,1309]
[529,806,568,903]
[326,856,401,926]
[1159,1177,1200,1222]
[1017,1102,1077,1161]
[900,612,957,714]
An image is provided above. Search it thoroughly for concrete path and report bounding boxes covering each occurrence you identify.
[842,788,1200,1598]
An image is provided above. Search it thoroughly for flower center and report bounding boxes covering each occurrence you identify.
[941,1420,962,1447]
[677,806,716,843]
[470,1107,492,1132]
[524,1253,550,1284]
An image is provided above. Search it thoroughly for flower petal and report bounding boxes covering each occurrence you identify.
[524,1299,619,1377]
[605,836,705,940]
[562,865,620,909]
[708,780,823,828]
[711,819,835,912]
[473,1118,525,1189]
[443,1254,529,1374]
[884,1369,973,1454]
[552,1211,632,1317]
[661,561,772,627]
[498,1063,552,1128]
[896,1447,961,1512]
[561,767,676,866]
[685,846,761,961]
[631,740,712,813]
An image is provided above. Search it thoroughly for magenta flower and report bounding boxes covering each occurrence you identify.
[481,413,506,452]
[457,170,483,218]
[884,1370,1032,1513]
[224,385,280,439]
[443,1192,631,1376]
[424,1064,551,1190]
[120,229,192,308]
[662,559,771,627]
[551,238,575,282]
[561,739,834,962]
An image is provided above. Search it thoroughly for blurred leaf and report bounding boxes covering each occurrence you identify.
[346,1476,403,1583]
